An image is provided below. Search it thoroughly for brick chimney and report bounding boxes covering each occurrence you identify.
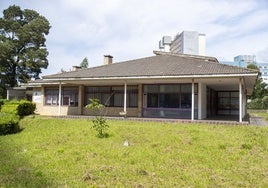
[104,55,113,65]
[72,66,81,71]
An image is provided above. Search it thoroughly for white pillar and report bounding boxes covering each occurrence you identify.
[124,82,127,113]
[191,79,195,121]
[239,78,242,123]
[6,89,10,100]
[58,82,62,116]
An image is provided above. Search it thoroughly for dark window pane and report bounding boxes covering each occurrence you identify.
[129,93,138,107]
[144,85,158,93]
[159,93,180,108]
[181,84,191,93]
[159,85,180,93]
[147,93,158,107]
[181,94,191,108]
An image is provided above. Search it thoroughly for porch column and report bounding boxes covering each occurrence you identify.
[191,79,194,121]
[239,78,242,123]
[124,82,127,113]
[78,85,84,115]
[6,89,10,100]
[138,84,143,117]
[58,81,62,116]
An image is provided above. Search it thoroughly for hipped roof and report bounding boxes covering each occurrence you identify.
[43,52,257,79]
[29,51,258,95]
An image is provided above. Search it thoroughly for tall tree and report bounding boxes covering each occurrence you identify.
[80,57,89,68]
[247,64,268,99]
[0,5,50,98]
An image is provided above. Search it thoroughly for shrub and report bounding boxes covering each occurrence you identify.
[86,98,109,138]
[0,99,8,110]
[17,100,36,116]
[1,102,18,115]
[91,116,109,138]
[1,100,36,116]
[247,99,263,109]
[262,96,268,109]
[0,113,20,135]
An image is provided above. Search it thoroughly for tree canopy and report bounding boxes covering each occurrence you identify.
[247,64,268,100]
[0,5,51,98]
[80,57,89,68]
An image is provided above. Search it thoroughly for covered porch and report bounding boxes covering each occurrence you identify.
[32,75,252,123]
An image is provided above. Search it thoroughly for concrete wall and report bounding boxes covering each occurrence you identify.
[198,82,207,119]
[198,34,206,56]
[36,106,81,116]
[33,85,139,117]
[83,107,139,117]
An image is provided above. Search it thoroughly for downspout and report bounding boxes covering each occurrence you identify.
[191,79,195,121]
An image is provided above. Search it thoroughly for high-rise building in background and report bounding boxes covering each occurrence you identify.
[158,31,267,84]
[258,63,268,84]
[158,31,206,56]
[234,55,257,66]
[219,54,268,84]
[158,36,172,52]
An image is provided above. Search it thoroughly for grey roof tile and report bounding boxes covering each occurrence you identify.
[42,53,257,79]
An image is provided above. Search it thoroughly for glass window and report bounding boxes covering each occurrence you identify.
[144,84,198,109]
[85,86,138,107]
[159,93,180,108]
[45,88,59,105]
[230,98,239,109]
[114,93,124,107]
[44,87,78,106]
[159,85,180,93]
[181,84,192,93]
[181,93,191,108]
[230,92,239,97]
[217,91,239,115]
[62,87,78,106]
[129,93,138,107]
[219,98,230,109]
[147,93,158,107]
[144,85,158,93]
[218,92,229,97]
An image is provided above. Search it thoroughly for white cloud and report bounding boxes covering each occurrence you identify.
[1,0,268,75]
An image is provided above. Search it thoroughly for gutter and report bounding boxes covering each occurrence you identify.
[42,73,258,82]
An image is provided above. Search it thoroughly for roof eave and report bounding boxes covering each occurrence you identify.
[41,73,258,81]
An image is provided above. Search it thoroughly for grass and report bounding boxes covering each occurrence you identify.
[0,116,267,187]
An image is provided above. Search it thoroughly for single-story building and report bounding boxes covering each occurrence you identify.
[27,51,258,122]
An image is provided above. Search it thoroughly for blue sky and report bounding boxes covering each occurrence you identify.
[1,0,268,76]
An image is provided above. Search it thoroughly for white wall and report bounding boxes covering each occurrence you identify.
[198,34,206,56]
[198,83,207,119]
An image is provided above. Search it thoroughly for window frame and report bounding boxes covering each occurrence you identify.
[84,85,138,108]
[44,86,79,107]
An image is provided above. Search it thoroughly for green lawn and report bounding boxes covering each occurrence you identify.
[0,116,267,187]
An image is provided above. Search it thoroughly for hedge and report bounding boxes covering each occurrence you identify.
[0,113,20,135]
[0,99,8,110]
[1,100,36,116]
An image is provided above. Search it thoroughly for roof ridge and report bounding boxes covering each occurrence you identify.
[153,50,219,63]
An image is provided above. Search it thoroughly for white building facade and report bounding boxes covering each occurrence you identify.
[258,63,268,84]
[159,31,206,56]
[234,55,257,66]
